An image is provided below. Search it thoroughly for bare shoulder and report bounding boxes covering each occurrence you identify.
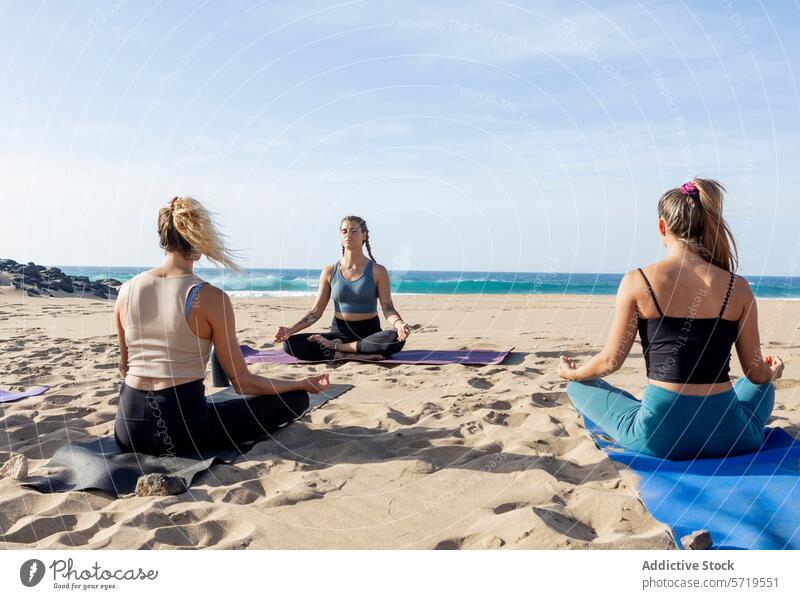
[196,283,230,312]
[621,268,643,282]
[732,271,749,288]
[320,263,337,284]
[616,269,644,302]
[619,268,645,291]
[372,262,389,279]
[732,272,754,302]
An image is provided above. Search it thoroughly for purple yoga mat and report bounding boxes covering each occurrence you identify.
[0,386,48,403]
[240,345,513,366]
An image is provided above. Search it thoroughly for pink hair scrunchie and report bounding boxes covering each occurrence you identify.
[680,181,698,196]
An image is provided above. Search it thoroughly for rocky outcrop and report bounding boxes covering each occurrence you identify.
[0,259,120,299]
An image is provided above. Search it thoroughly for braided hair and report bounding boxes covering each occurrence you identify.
[341,215,376,262]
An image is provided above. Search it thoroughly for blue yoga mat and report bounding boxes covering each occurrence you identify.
[581,414,800,550]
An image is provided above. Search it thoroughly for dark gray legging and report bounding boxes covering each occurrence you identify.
[284,316,405,361]
[114,380,309,456]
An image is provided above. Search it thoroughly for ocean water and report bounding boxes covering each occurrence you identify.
[56,266,800,299]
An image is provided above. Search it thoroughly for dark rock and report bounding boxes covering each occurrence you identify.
[96,278,122,287]
[74,276,90,283]
[135,473,186,496]
[25,288,41,297]
[22,263,44,276]
[681,530,713,550]
[58,278,74,293]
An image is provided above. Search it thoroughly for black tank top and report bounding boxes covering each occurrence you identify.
[637,268,738,384]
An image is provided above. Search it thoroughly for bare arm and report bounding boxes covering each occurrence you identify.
[203,287,328,395]
[558,271,640,381]
[274,265,333,342]
[375,264,410,341]
[734,277,781,384]
[114,285,128,378]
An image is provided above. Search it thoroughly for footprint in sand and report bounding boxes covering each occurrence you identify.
[386,407,420,426]
[530,391,565,408]
[468,377,494,390]
[511,367,544,378]
[492,501,528,515]
[263,479,346,508]
[434,537,465,549]
[471,535,505,548]
[489,400,511,410]
[531,507,597,541]
[484,410,509,426]
[93,363,118,370]
[43,394,81,404]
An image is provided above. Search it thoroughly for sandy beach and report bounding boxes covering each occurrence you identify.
[1,285,798,549]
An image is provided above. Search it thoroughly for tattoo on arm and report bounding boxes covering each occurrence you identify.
[295,310,319,329]
[382,300,401,323]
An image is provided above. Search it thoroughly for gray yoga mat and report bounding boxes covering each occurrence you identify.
[21,436,227,497]
[21,384,353,497]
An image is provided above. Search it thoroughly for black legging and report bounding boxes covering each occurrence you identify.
[283,316,405,361]
[114,380,309,457]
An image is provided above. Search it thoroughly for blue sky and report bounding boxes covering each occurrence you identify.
[2,0,798,276]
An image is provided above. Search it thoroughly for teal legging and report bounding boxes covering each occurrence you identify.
[566,377,775,460]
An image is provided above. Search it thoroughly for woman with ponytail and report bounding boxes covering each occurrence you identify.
[558,179,783,459]
[276,215,411,361]
[113,197,329,457]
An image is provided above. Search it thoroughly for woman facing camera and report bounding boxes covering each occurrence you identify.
[114,197,329,457]
[559,179,784,460]
[276,215,411,361]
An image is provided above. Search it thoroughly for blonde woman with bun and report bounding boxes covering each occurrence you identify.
[114,197,329,457]
[559,179,783,460]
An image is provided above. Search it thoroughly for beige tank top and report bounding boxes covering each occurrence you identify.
[120,271,212,380]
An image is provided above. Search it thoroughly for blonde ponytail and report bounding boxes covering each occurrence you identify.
[657,178,739,272]
[158,196,242,272]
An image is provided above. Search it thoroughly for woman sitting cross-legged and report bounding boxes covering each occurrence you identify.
[114,197,330,457]
[558,179,784,460]
[275,215,411,361]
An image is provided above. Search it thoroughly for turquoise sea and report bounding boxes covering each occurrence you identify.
[56,267,800,299]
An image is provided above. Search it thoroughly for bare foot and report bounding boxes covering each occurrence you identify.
[351,352,385,362]
[308,334,337,350]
